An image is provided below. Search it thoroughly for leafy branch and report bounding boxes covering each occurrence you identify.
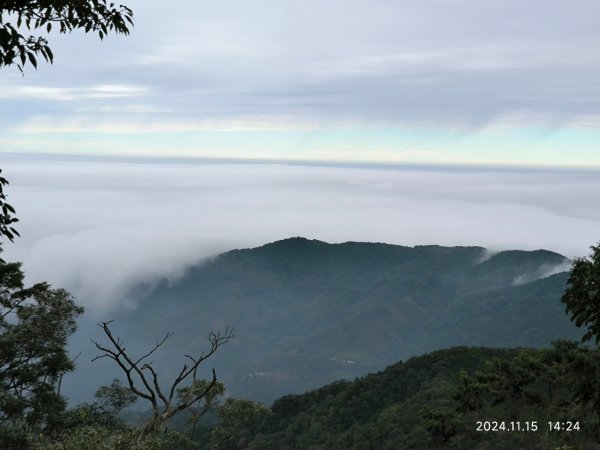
[0,0,133,71]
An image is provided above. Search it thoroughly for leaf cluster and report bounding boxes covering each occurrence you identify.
[0,170,19,246]
[207,398,271,450]
[562,243,600,344]
[0,0,133,71]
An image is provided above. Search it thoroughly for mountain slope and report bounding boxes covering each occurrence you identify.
[65,238,579,404]
[218,345,599,450]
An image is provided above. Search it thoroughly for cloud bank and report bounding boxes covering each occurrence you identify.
[0,0,599,141]
[0,156,598,315]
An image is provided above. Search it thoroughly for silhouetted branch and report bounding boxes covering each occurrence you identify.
[92,320,233,437]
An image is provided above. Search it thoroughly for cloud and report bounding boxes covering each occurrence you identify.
[0,83,148,101]
[0,156,598,316]
[12,115,324,134]
[0,0,598,137]
[512,260,573,286]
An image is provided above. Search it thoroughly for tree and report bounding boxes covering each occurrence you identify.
[92,320,233,438]
[61,379,137,432]
[209,398,271,450]
[177,377,224,438]
[0,6,137,444]
[420,407,460,447]
[94,378,138,418]
[0,170,19,247]
[0,259,84,447]
[561,242,600,344]
[0,0,133,71]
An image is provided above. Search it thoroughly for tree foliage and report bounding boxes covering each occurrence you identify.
[177,378,224,438]
[453,342,600,449]
[0,0,133,71]
[562,243,600,344]
[0,259,83,447]
[208,398,271,450]
[207,345,600,450]
[0,170,19,247]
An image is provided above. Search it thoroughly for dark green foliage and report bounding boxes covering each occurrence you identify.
[453,342,600,449]
[0,169,19,247]
[40,372,221,449]
[95,379,138,416]
[212,347,520,449]
[177,378,225,438]
[208,398,271,449]
[93,238,579,404]
[221,345,600,450]
[420,407,460,446]
[0,0,133,71]
[0,259,83,446]
[60,379,137,432]
[562,243,600,344]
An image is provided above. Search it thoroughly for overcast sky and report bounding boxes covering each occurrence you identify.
[0,0,599,165]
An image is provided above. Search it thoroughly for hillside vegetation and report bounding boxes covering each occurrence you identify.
[206,344,600,450]
[69,238,578,404]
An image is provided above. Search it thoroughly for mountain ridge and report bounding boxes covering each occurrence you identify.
[65,237,577,405]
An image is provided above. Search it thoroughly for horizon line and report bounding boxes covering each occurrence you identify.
[1,151,600,173]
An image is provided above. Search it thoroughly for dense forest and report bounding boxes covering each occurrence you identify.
[210,343,600,449]
[0,242,598,449]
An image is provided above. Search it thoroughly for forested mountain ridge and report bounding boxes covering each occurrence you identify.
[209,344,600,450]
[68,238,579,405]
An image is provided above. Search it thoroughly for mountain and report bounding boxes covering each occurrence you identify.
[64,238,579,405]
[214,345,599,450]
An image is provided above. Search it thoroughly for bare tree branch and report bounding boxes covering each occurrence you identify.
[91,322,156,406]
[92,320,233,437]
[168,368,218,419]
[135,332,172,366]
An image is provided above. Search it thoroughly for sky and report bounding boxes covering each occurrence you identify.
[0,0,599,166]
[0,1,599,314]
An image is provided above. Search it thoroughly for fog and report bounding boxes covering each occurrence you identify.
[1,155,598,315]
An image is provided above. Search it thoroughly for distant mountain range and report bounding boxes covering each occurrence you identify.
[65,238,579,405]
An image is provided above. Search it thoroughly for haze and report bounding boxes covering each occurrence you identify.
[1,155,598,315]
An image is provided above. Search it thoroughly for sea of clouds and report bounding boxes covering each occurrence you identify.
[1,155,598,315]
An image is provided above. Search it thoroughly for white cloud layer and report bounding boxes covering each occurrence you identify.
[0,156,598,315]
